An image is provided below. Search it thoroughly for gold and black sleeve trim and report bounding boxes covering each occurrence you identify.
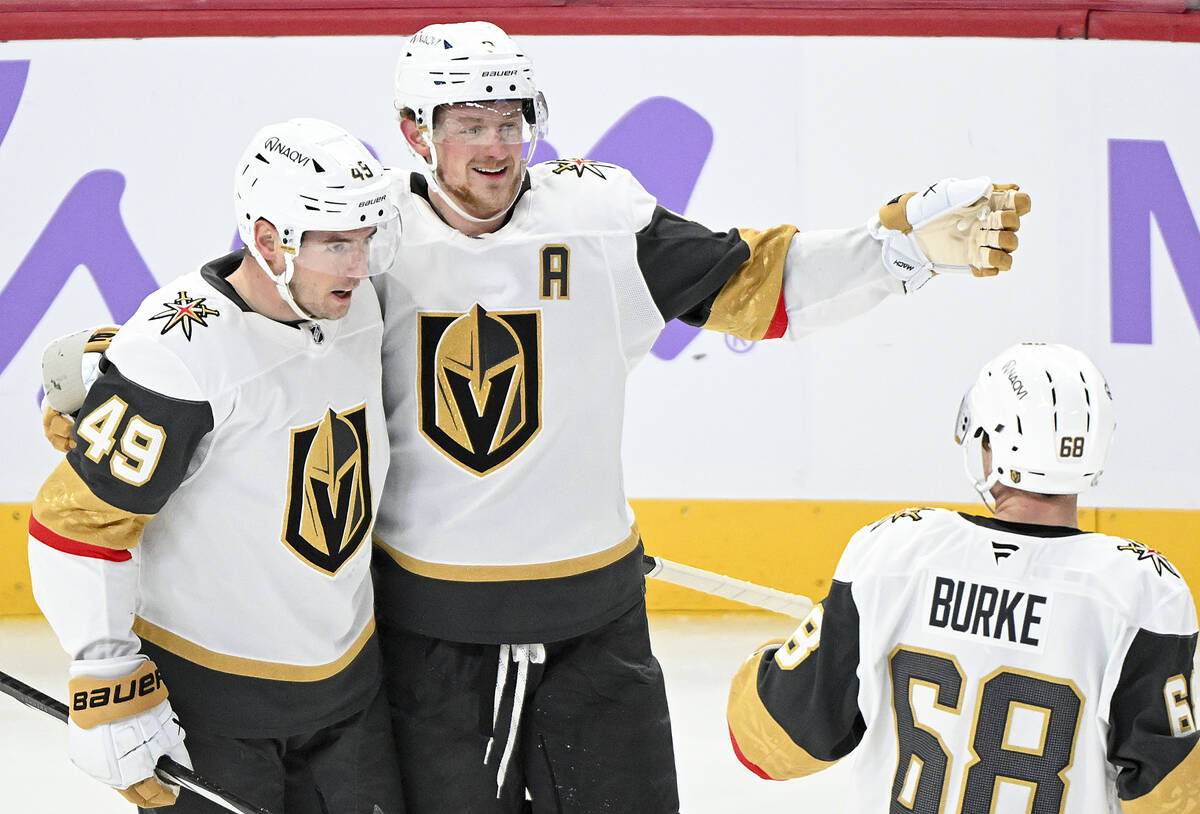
[703,225,794,340]
[31,459,152,552]
[728,579,865,779]
[727,651,837,780]
[66,358,213,515]
[635,206,793,340]
[1110,628,1200,803]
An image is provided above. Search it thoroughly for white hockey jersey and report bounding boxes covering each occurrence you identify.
[28,253,389,735]
[371,163,901,643]
[728,508,1200,813]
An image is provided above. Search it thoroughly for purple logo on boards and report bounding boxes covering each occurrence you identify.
[1109,139,1200,344]
[0,61,157,379]
[1,83,717,378]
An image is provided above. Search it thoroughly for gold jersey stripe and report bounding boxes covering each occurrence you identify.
[703,225,794,340]
[1120,736,1200,814]
[374,525,640,582]
[727,651,837,780]
[132,616,375,682]
[32,460,151,551]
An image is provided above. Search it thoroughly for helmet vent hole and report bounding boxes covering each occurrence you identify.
[993,423,1005,434]
[305,205,319,211]
[485,85,493,93]
[254,153,268,164]
[360,214,367,222]
[509,84,516,92]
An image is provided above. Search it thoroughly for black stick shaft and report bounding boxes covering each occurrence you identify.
[0,670,275,814]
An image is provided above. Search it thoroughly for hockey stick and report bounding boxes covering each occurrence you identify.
[643,554,814,619]
[0,670,276,814]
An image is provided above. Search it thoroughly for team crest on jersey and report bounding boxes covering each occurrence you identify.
[281,405,373,575]
[149,291,220,340]
[870,507,930,532]
[1116,540,1180,578]
[549,158,616,179]
[418,305,542,476]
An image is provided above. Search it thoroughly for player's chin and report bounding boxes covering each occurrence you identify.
[316,289,355,319]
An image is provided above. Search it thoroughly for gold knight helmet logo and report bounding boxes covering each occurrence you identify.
[281,405,373,574]
[418,304,542,475]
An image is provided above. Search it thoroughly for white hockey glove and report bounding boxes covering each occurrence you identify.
[67,655,191,808]
[869,177,1030,292]
[39,325,118,451]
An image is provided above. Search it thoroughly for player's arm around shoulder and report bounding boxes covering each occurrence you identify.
[1105,538,1200,813]
[29,294,220,636]
[27,314,206,807]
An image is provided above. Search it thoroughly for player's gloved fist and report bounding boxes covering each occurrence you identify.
[67,655,191,808]
[869,177,1031,292]
[41,325,118,414]
[43,405,75,452]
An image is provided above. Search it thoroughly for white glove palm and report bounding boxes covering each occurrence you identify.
[870,177,1031,292]
[67,656,191,808]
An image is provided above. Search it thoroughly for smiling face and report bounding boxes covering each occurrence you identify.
[426,100,527,222]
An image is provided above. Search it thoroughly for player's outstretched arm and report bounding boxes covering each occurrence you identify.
[869,177,1031,293]
[627,169,1030,348]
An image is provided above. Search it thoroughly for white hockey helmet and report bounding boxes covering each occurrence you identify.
[393,21,548,222]
[234,117,400,318]
[955,343,1116,502]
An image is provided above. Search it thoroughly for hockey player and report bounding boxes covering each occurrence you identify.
[370,20,1034,814]
[727,342,1199,812]
[27,118,405,813]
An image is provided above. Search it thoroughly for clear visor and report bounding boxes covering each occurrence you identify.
[294,217,400,278]
[430,100,535,146]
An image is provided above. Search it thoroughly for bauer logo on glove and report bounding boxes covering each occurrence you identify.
[870,177,1031,292]
[68,659,168,729]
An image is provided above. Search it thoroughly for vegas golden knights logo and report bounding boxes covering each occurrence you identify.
[281,405,373,574]
[418,305,542,476]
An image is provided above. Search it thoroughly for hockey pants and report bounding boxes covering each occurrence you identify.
[140,685,405,814]
[378,598,680,814]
